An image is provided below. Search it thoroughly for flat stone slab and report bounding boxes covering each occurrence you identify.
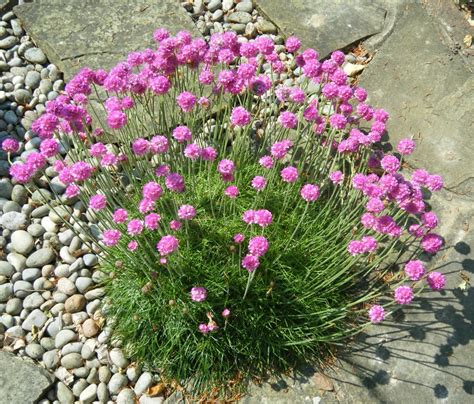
[14,0,200,80]
[256,0,387,58]
[359,2,474,194]
[0,351,54,403]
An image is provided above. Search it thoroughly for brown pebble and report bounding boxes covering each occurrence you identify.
[64,294,86,313]
[82,318,100,337]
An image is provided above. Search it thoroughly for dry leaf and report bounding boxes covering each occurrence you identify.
[147,383,166,397]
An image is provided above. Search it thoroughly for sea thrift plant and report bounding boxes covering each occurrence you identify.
[8,29,446,397]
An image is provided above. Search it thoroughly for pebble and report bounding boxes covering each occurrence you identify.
[82,318,99,337]
[108,373,128,395]
[31,205,50,219]
[11,185,28,205]
[134,372,153,395]
[207,0,222,12]
[13,280,33,298]
[97,382,109,402]
[61,341,83,355]
[58,229,74,246]
[26,248,56,267]
[76,277,93,293]
[61,352,83,369]
[3,200,21,213]
[236,1,253,12]
[43,349,60,370]
[64,294,86,313]
[228,11,252,24]
[24,47,47,64]
[14,88,32,104]
[25,343,45,360]
[86,368,98,385]
[79,383,97,403]
[25,70,41,89]
[56,381,74,404]
[81,338,96,360]
[110,347,129,369]
[72,379,88,397]
[0,35,18,49]
[27,223,45,237]
[139,396,164,404]
[57,277,76,295]
[343,62,365,77]
[5,325,24,338]
[256,20,277,34]
[85,287,105,300]
[222,0,234,12]
[211,9,224,21]
[0,261,15,277]
[22,308,47,330]
[6,297,22,314]
[117,388,136,404]
[23,267,41,282]
[4,110,18,125]
[23,291,44,309]
[55,329,77,349]
[11,230,35,255]
[0,180,13,199]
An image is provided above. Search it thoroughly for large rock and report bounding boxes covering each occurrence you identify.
[358,2,474,194]
[0,351,54,403]
[255,0,387,58]
[14,0,200,80]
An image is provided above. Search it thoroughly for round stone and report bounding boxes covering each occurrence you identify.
[23,291,44,309]
[55,329,77,349]
[24,48,47,64]
[97,382,109,402]
[22,309,47,330]
[82,319,99,338]
[108,373,128,395]
[0,283,13,302]
[76,277,93,294]
[109,348,129,369]
[117,388,135,404]
[228,11,252,24]
[235,0,253,12]
[83,254,98,267]
[25,71,41,89]
[61,352,83,369]
[0,261,15,277]
[6,297,22,314]
[56,381,74,404]
[64,294,86,313]
[27,224,45,238]
[98,366,111,383]
[4,110,18,125]
[3,200,21,213]
[11,230,34,255]
[79,383,97,403]
[13,89,32,104]
[11,185,28,205]
[26,248,55,268]
[25,343,45,360]
[0,36,18,49]
[42,349,60,369]
[22,267,41,282]
[134,372,153,395]
[57,277,76,295]
[0,179,13,199]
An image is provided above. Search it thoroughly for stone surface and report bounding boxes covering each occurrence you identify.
[359,2,474,194]
[255,0,387,58]
[0,351,54,402]
[14,0,200,80]
[26,248,55,268]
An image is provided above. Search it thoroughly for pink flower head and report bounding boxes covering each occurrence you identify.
[426,175,443,192]
[271,139,293,160]
[368,305,385,324]
[427,272,446,290]
[138,198,155,214]
[248,236,269,257]
[361,236,378,253]
[421,212,438,229]
[170,220,182,231]
[144,213,161,230]
[201,146,217,161]
[150,135,169,154]
[184,143,202,160]
[156,235,179,256]
[198,323,209,334]
[172,126,192,143]
[178,204,196,220]
[329,113,347,130]
[225,185,239,198]
[242,255,260,272]
[222,308,231,317]
[65,184,80,199]
[149,75,171,95]
[190,287,207,302]
[217,159,235,175]
[254,209,273,227]
[329,171,344,185]
[233,233,245,244]
[397,138,416,155]
[242,209,256,224]
[354,87,367,102]
[39,138,59,158]
[259,155,274,169]
[2,138,19,153]
[404,260,425,281]
[127,219,143,236]
[89,194,106,210]
[285,35,301,53]
[113,208,128,223]
[421,233,443,254]
[361,213,377,229]
[251,176,267,191]
[176,91,196,112]
[380,155,400,173]
[102,229,121,247]
[300,184,320,202]
[155,164,170,177]
[278,111,298,129]
[394,286,414,305]
[411,169,429,186]
[153,28,169,42]
[132,138,150,155]
[70,162,93,182]
[142,182,163,201]
[366,198,385,214]
[128,240,138,251]
[281,166,298,183]
[90,142,107,158]
[165,173,185,193]
[231,106,251,127]
[107,110,127,129]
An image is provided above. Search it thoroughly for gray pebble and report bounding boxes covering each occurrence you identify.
[13,280,33,298]
[22,267,41,282]
[79,383,97,403]
[222,0,234,12]
[228,11,252,24]
[56,381,74,404]
[61,341,83,356]
[31,188,53,203]
[27,223,46,237]
[31,206,50,219]
[57,277,76,295]
[207,0,222,12]
[14,88,32,104]
[72,379,88,397]
[0,283,12,302]
[236,1,253,13]
[42,349,60,369]
[22,308,47,330]
[5,325,24,338]
[0,261,14,277]
[55,329,77,349]
[61,352,83,369]
[11,230,34,255]
[83,254,98,267]
[109,348,129,369]
[11,184,27,205]
[87,367,99,384]
[3,200,21,213]
[24,47,47,64]
[25,343,45,360]
[40,336,55,351]
[117,388,136,404]
[134,372,153,395]
[108,372,128,395]
[4,110,18,125]
[25,70,41,89]
[76,277,93,294]
[98,366,111,383]
[97,382,109,402]
[7,252,26,271]
[23,291,44,309]
[0,36,18,49]
[6,297,22,314]
[211,9,224,21]
[256,20,277,34]
[0,179,13,199]
[26,248,55,267]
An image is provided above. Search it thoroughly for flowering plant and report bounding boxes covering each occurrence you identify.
[4,29,445,396]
